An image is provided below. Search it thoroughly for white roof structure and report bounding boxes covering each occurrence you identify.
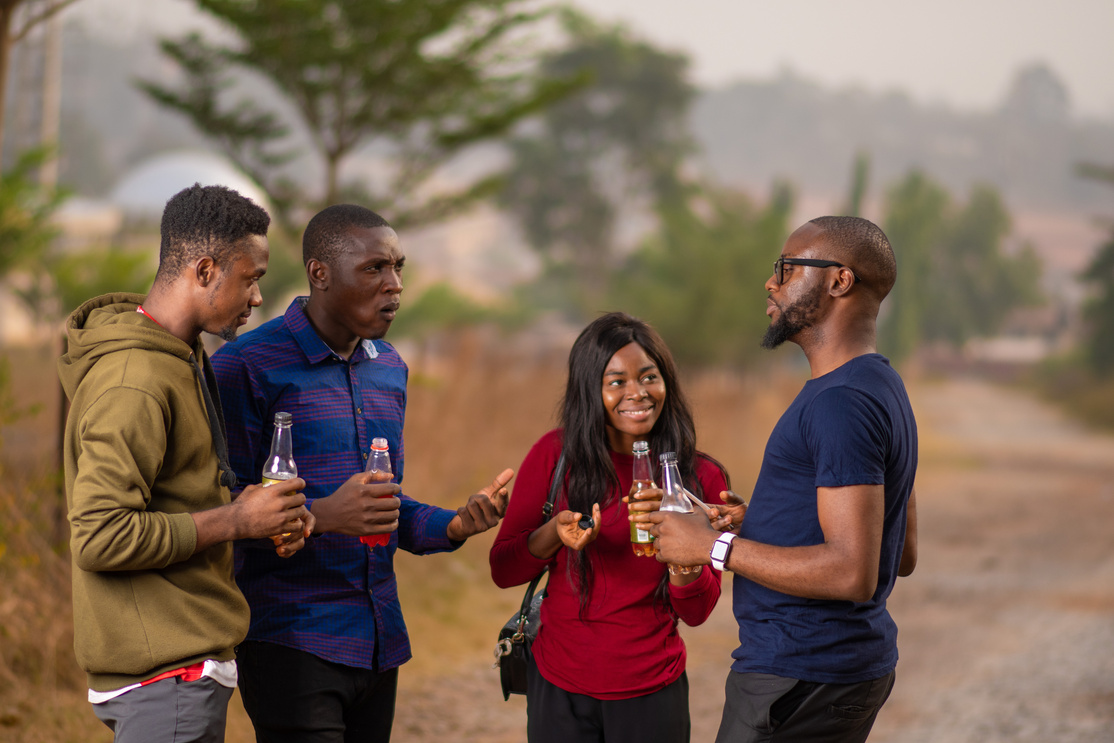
[110,150,271,218]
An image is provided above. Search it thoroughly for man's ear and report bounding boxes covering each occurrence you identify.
[829,267,856,298]
[306,258,329,291]
[194,256,219,288]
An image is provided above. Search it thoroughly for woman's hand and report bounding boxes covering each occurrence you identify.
[555,504,601,551]
[625,484,663,534]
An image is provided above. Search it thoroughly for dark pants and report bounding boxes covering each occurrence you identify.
[237,641,398,743]
[93,676,233,743]
[525,658,691,743]
[715,671,895,743]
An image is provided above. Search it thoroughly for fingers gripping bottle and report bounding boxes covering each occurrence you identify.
[629,440,657,556]
[361,437,392,548]
[659,451,696,575]
[262,412,297,486]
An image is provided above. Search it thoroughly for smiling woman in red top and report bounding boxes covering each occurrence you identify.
[490,312,732,743]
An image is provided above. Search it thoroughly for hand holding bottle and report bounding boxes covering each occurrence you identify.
[625,440,659,556]
[309,471,401,538]
[233,477,312,558]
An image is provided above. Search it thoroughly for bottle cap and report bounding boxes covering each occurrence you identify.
[659,451,677,464]
[371,437,388,450]
[633,441,649,454]
[274,412,292,425]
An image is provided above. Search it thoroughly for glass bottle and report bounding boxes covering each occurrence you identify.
[262,412,296,486]
[629,441,657,556]
[361,437,392,548]
[659,451,695,575]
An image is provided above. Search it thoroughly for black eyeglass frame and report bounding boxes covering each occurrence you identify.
[774,257,861,286]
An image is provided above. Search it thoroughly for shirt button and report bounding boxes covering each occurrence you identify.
[356,407,362,414]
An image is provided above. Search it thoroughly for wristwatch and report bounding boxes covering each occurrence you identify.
[710,532,737,571]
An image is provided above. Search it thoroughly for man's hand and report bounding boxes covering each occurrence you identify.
[707,490,748,532]
[269,510,317,558]
[647,509,719,567]
[309,472,402,537]
[553,504,602,551]
[446,468,514,541]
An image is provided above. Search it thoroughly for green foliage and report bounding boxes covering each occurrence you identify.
[608,181,794,367]
[0,148,65,278]
[1079,233,1114,375]
[842,151,870,217]
[878,171,1043,362]
[1075,163,1114,377]
[139,0,577,232]
[500,9,694,308]
[44,248,156,319]
[389,281,527,340]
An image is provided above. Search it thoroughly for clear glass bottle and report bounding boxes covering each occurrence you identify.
[659,451,695,575]
[629,441,656,556]
[262,412,297,486]
[361,437,392,548]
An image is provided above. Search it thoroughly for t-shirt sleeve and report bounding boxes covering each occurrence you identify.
[803,387,889,488]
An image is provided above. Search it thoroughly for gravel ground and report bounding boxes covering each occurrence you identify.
[388,376,1114,742]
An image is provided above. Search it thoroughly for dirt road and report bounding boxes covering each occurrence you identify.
[387,377,1114,742]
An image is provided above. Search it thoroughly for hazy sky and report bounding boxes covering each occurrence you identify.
[70,0,1114,118]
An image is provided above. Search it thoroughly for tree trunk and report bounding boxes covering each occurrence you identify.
[0,3,16,161]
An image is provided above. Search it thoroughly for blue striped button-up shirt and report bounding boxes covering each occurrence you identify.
[212,297,457,671]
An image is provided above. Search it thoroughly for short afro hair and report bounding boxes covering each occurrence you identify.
[303,204,391,266]
[809,215,897,299]
[157,183,270,279]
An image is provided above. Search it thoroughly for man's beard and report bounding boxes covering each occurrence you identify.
[761,282,824,349]
[216,324,240,343]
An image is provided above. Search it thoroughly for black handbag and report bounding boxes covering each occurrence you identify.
[493,452,565,700]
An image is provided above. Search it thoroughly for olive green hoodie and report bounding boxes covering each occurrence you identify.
[58,292,249,692]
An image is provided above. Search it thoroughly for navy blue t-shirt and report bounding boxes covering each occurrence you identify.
[732,353,917,683]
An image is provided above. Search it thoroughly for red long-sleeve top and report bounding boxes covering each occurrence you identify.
[490,429,725,699]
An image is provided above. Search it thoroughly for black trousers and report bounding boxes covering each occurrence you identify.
[236,641,398,743]
[525,658,691,743]
[715,670,896,743]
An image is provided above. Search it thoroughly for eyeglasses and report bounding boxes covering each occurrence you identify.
[773,257,861,286]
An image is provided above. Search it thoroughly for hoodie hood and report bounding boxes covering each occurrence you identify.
[58,292,196,401]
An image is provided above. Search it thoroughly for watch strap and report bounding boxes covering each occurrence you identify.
[710,532,737,571]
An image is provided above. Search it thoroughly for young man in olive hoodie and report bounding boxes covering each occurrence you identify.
[58,184,314,743]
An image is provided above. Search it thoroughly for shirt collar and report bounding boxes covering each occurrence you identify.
[287,297,378,364]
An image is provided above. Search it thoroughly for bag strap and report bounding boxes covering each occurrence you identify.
[513,451,565,635]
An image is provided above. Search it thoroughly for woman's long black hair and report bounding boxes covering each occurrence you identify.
[559,312,729,612]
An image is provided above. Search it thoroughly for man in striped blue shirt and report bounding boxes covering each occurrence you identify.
[213,204,514,743]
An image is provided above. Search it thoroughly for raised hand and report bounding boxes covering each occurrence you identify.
[446,468,514,541]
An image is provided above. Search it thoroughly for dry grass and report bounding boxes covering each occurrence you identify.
[0,331,801,742]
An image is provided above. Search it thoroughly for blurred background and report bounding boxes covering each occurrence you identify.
[1,1,1112,741]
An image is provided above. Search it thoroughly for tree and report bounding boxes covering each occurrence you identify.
[879,171,1044,362]
[139,0,577,231]
[0,0,76,157]
[499,10,695,310]
[0,147,64,278]
[1076,164,1114,376]
[877,171,948,363]
[608,180,794,367]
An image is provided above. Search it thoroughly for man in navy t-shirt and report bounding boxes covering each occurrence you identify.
[649,215,918,743]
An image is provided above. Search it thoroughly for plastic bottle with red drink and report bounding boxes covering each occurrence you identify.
[361,437,393,548]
